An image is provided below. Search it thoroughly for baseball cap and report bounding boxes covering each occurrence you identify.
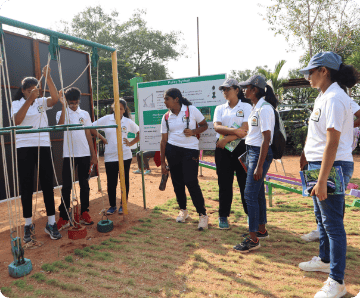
[219,78,239,90]
[299,52,342,75]
[238,75,266,90]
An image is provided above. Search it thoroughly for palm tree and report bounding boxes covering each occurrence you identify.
[258,60,286,101]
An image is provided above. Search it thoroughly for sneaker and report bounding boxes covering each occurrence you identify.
[219,217,230,230]
[23,224,35,243]
[176,209,189,223]
[241,230,269,239]
[144,169,151,175]
[301,229,320,242]
[198,214,208,231]
[107,206,117,215]
[233,236,260,253]
[80,211,94,225]
[118,206,123,214]
[352,291,360,298]
[314,277,346,298]
[45,223,62,240]
[133,169,142,174]
[298,256,330,273]
[57,217,70,230]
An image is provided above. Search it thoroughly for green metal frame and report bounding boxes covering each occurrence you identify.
[0,16,115,52]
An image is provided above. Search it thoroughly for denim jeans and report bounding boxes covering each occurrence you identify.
[308,161,354,281]
[245,145,273,232]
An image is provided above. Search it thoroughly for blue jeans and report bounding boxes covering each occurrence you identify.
[308,161,354,281]
[245,145,273,232]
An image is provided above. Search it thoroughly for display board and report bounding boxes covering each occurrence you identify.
[0,30,94,200]
[137,74,226,151]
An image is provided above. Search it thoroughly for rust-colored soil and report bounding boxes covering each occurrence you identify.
[1,154,360,288]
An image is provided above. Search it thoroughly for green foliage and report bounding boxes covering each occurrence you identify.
[263,0,360,58]
[258,60,287,100]
[41,263,59,273]
[64,256,73,263]
[57,6,186,99]
[291,126,308,154]
[229,66,270,82]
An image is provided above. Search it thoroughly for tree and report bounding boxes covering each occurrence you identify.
[263,0,360,57]
[257,60,287,99]
[59,7,185,79]
[229,66,271,82]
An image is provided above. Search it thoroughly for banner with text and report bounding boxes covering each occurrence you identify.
[137,74,227,151]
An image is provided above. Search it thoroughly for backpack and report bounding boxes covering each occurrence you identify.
[165,106,200,139]
[260,102,286,159]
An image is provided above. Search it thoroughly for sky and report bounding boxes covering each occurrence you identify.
[2,0,360,81]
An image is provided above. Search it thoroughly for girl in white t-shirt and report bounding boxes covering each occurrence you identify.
[160,88,209,230]
[92,99,139,215]
[297,52,359,298]
[234,75,277,253]
[213,78,252,230]
[11,66,62,243]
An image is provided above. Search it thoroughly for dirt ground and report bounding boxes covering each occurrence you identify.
[1,154,360,288]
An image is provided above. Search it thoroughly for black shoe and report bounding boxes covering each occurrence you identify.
[45,223,62,240]
[241,230,269,239]
[23,224,35,243]
[233,237,260,253]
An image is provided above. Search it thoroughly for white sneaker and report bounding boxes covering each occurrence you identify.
[314,277,346,298]
[301,229,320,242]
[299,256,330,273]
[352,291,360,298]
[198,214,208,231]
[176,209,189,223]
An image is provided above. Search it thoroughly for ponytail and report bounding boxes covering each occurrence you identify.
[251,84,278,109]
[164,88,192,106]
[13,77,38,101]
[329,63,359,90]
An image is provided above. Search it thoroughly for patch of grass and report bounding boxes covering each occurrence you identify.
[74,248,89,258]
[1,287,12,296]
[30,272,46,282]
[12,279,33,292]
[64,256,73,263]
[52,260,69,269]
[41,263,59,273]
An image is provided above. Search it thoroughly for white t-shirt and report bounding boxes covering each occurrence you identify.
[160,105,205,150]
[245,97,275,147]
[93,114,139,162]
[213,100,252,139]
[11,97,52,148]
[350,99,360,114]
[56,107,92,158]
[304,82,353,162]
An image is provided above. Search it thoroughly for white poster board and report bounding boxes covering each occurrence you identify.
[137,74,226,151]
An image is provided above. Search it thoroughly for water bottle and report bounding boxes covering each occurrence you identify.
[159,166,170,191]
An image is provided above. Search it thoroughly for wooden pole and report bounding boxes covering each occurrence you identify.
[111,51,128,215]
[197,17,204,177]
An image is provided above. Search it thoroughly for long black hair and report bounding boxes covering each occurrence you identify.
[250,84,278,109]
[231,84,252,105]
[13,77,38,101]
[164,88,192,106]
[328,64,359,90]
[111,98,131,118]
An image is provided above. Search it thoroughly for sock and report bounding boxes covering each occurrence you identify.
[48,215,56,225]
[24,217,32,226]
[334,279,343,285]
[321,258,330,264]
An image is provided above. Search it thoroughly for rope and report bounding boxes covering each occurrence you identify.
[1,34,22,253]
[62,61,91,90]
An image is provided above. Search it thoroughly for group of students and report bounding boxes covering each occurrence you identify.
[12,51,360,298]
[11,66,140,243]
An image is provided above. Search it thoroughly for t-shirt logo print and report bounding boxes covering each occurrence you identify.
[251,116,258,126]
[182,115,188,123]
[122,126,127,134]
[79,117,85,125]
[236,110,244,117]
[311,108,321,122]
[37,105,44,113]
